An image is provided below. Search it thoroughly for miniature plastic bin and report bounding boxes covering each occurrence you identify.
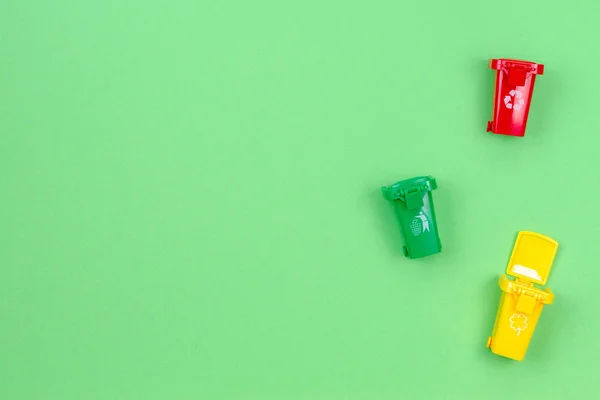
[381,176,441,259]
[487,231,558,361]
[487,59,544,137]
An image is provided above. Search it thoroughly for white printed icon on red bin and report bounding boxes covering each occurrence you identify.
[504,90,525,111]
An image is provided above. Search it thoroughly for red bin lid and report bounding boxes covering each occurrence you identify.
[489,58,544,75]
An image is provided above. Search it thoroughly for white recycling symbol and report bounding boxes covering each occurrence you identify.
[504,89,525,111]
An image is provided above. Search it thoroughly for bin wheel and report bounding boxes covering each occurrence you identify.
[402,246,409,257]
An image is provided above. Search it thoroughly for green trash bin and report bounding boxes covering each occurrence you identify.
[381,176,442,259]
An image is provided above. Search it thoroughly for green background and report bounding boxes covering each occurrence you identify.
[2,1,599,399]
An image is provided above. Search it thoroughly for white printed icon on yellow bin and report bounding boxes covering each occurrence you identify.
[487,231,558,361]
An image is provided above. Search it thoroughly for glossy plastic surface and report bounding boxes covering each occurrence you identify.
[487,59,544,137]
[487,231,558,361]
[506,231,558,286]
[381,176,442,259]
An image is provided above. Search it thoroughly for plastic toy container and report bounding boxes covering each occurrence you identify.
[487,231,558,361]
[381,176,441,259]
[487,59,544,137]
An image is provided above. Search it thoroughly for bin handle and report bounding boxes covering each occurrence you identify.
[501,63,537,83]
[404,187,425,209]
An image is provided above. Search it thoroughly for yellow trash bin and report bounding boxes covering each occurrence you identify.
[487,231,558,361]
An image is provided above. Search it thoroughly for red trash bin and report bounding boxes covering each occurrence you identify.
[487,59,544,137]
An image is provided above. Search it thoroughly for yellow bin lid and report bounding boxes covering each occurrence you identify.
[506,231,558,286]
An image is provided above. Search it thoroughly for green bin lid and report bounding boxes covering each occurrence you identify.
[381,176,437,201]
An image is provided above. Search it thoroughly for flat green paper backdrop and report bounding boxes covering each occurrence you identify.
[1,1,600,399]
